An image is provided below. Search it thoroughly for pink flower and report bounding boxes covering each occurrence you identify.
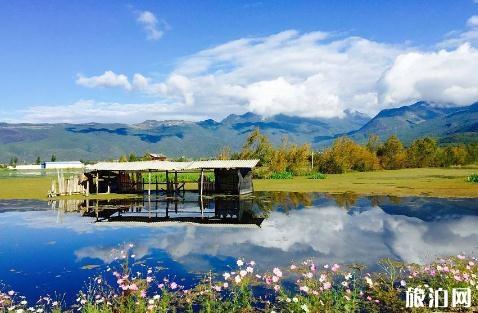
[7,290,14,296]
[140,290,146,298]
[310,264,316,272]
[457,254,466,259]
[323,282,331,290]
[274,285,280,292]
[331,264,340,272]
[129,284,139,291]
[290,265,297,270]
[170,282,178,290]
[273,267,283,278]
[146,277,153,283]
[272,275,279,283]
[213,285,221,292]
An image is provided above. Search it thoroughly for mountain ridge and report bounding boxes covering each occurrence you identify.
[1,102,477,163]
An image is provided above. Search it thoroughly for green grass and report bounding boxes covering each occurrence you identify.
[0,168,477,200]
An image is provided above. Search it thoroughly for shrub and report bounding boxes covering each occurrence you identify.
[269,171,294,179]
[309,172,327,179]
[467,173,478,183]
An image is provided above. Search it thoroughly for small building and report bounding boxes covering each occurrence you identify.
[43,161,84,169]
[148,153,168,161]
[9,164,42,170]
[84,159,259,196]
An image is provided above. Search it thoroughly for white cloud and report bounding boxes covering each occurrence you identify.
[76,71,132,90]
[137,10,164,41]
[467,15,478,27]
[20,99,211,124]
[378,43,478,107]
[49,15,478,122]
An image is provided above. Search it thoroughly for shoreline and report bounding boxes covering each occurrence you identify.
[0,167,477,200]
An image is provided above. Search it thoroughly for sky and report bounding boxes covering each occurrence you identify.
[1,0,478,123]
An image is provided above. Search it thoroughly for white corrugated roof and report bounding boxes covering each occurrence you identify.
[85,159,259,172]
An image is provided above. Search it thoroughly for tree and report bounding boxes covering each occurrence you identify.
[366,134,381,153]
[378,135,406,169]
[406,137,439,168]
[128,153,138,162]
[239,128,274,167]
[51,154,57,162]
[217,146,232,160]
[119,155,128,162]
[35,156,41,165]
[9,156,18,166]
[317,136,378,173]
[439,145,467,167]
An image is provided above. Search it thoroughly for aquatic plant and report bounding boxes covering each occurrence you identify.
[1,252,477,312]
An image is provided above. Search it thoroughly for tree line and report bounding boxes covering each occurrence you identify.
[219,129,478,177]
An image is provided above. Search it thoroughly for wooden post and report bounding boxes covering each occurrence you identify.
[155,176,158,194]
[86,180,89,196]
[148,171,151,196]
[174,171,178,194]
[95,172,99,195]
[200,169,204,197]
[166,171,170,195]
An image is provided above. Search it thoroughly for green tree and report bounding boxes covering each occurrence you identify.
[51,154,57,162]
[439,145,468,167]
[35,156,41,165]
[406,137,439,168]
[378,135,406,169]
[366,134,381,153]
[128,153,138,162]
[239,128,274,167]
[9,156,18,166]
[119,155,128,162]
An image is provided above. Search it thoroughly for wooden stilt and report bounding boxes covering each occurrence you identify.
[95,172,99,195]
[200,169,204,197]
[148,171,151,196]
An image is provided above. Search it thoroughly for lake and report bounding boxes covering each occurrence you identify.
[1,192,477,305]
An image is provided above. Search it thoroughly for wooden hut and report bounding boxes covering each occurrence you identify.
[84,159,259,196]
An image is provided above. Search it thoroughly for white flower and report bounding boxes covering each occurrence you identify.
[301,304,309,312]
[235,275,242,283]
[400,280,406,287]
[273,267,283,278]
[223,272,231,280]
[240,270,247,277]
[246,266,254,273]
[293,297,299,303]
[236,259,244,267]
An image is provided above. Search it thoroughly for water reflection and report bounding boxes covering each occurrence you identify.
[0,192,478,304]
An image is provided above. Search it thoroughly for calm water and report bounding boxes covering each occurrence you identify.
[1,192,478,304]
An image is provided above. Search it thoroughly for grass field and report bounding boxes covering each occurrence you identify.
[255,167,478,198]
[0,167,476,200]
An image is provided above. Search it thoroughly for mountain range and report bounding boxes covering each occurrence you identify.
[1,101,477,163]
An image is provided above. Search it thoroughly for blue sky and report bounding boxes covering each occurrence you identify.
[1,0,478,123]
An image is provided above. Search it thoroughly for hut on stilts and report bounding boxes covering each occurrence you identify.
[82,160,259,197]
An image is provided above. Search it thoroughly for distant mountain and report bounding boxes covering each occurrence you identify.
[314,101,478,146]
[1,102,476,164]
[0,111,369,163]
